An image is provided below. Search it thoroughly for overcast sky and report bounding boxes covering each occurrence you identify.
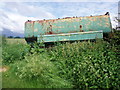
[0,0,119,34]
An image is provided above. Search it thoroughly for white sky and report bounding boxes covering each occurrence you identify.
[0,0,119,2]
[0,0,119,34]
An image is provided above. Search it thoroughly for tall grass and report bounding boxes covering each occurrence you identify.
[2,43,30,64]
[2,31,120,88]
[48,40,119,88]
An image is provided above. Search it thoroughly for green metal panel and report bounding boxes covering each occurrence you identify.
[25,22,34,37]
[37,31,103,43]
[25,14,112,43]
[33,21,43,37]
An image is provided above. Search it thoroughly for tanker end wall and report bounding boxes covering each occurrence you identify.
[24,14,112,43]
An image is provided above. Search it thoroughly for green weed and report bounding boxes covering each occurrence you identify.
[2,31,120,88]
[48,40,120,88]
[2,43,30,64]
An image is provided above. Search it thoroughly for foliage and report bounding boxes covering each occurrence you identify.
[12,53,72,88]
[2,43,30,64]
[109,30,120,60]
[2,32,120,88]
[109,29,120,46]
[48,40,120,88]
[30,42,45,53]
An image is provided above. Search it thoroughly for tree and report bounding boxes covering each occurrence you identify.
[8,36,14,38]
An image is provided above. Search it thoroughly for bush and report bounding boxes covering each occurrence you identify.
[48,40,120,88]
[110,29,120,46]
[2,43,31,64]
[2,38,120,88]
[30,42,46,53]
[13,53,72,88]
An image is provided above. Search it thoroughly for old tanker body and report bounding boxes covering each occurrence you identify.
[24,12,112,43]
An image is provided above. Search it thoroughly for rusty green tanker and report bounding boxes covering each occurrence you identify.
[25,12,112,43]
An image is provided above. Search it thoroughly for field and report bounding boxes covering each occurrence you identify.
[1,31,120,88]
[6,38,27,44]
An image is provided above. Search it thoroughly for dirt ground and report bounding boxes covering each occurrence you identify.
[0,67,7,72]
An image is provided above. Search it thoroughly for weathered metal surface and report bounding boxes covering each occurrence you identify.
[24,13,112,43]
[37,31,103,42]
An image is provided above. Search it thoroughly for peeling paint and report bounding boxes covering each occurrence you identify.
[25,13,112,43]
[63,39,68,41]
[34,28,38,32]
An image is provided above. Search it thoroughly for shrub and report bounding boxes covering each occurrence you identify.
[48,40,120,88]
[30,42,45,53]
[110,29,120,46]
[2,38,120,88]
[2,43,31,64]
[13,53,73,88]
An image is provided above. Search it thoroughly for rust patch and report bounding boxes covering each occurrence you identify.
[46,31,54,34]
[25,14,109,24]
[52,20,55,22]
[32,21,35,31]
[50,25,52,27]
[46,20,49,22]
[79,25,84,32]
[38,20,44,23]
[65,17,72,19]
[80,30,84,32]
[46,25,54,34]
[68,31,78,33]
[80,25,82,28]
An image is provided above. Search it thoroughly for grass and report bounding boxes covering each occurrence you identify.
[6,38,26,44]
[2,71,46,88]
[2,32,120,88]
[2,53,72,88]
